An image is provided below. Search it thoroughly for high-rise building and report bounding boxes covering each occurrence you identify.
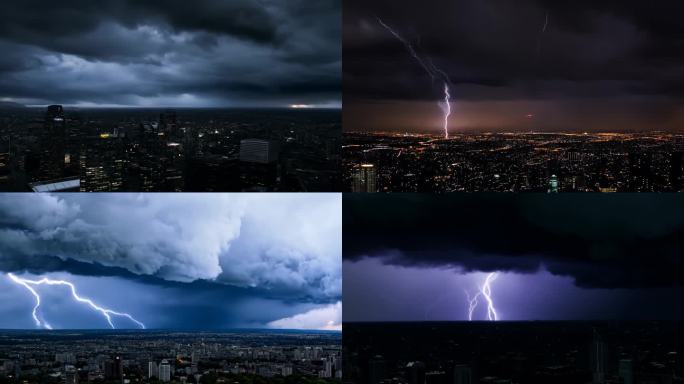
[159,359,171,382]
[618,359,633,384]
[148,361,158,379]
[351,164,377,192]
[406,361,426,384]
[103,356,122,380]
[453,365,472,384]
[239,139,280,164]
[368,356,386,384]
[591,330,606,384]
[64,365,79,384]
[548,174,559,193]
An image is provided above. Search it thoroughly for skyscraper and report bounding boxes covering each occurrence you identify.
[453,365,472,384]
[159,359,171,382]
[618,359,633,384]
[351,164,377,193]
[148,361,158,379]
[591,329,606,384]
[239,139,280,164]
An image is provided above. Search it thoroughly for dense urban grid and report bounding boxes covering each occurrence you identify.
[343,132,684,193]
[0,105,340,192]
[0,330,341,384]
[344,322,684,384]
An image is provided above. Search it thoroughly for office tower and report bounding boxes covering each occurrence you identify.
[351,164,377,192]
[239,139,280,164]
[148,361,158,379]
[425,371,447,384]
[64,365,78,384]
[453,365,472,384]
[38,105,68,181]
[103,356,122,380]
[618,359,633,384]
[368,356,386,384]
[406,361,426,384]
[159,359,171,382]
[548,174,559,193]
[591,330,606,384]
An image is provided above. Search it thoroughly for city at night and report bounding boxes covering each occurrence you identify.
[343,0,684,192]
[343,194,684,383]
[0,0,341,191]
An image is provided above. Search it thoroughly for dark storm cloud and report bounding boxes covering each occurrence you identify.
[0,0,340,107]
[344,0,683,103]
[343,194,684,289]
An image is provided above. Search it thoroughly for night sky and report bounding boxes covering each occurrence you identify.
[0,193,341,330]
[344,194,684,321]
[344,0,684,133]
[0,0,340,108]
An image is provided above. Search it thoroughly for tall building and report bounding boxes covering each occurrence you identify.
[406,361,426,384]
[64,365,79,384]
[453,365,472,384]
[591,329,606,384]
[548,174,559,193]
[159,359,171,382]
[618,359,633,384]
[148,361,158,379]
[239,139,280,164]
[38,105,68,181]
[351,164,377,192]
[368,356,386,384]
[103,356,122,380]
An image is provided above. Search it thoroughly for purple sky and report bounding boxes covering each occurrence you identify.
[344,258,684,322]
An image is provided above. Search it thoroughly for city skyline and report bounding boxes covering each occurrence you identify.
[0,0,340,108]
[0,193,341,330]
[344,0,684,133]
[344,194,684,321]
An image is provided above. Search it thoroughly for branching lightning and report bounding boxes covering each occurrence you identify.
[377,17,452,139]
[464,272,499,321]
[8,273,145,330]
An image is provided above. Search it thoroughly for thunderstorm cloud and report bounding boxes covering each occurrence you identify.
[0,0,341,107]
[0,193,341,329]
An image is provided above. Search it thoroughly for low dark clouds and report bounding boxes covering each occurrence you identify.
[0,0,340,107]
[344,0,684,131]
[343,194,684,289]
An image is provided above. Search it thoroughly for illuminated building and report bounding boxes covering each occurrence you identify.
[148,361,158,379]
[159,359,171,382]
[351,163,377,192]
[239,139,280,164]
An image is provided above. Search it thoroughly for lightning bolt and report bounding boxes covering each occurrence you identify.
[464,272,499,321]
[535,11,550,61]
[8,273,145,330]
[377,18,452,139]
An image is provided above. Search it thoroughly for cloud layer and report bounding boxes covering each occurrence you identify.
[344,194,684,289]
[0,0,340,107]
[0,193,341,301]
[268,301,342,331]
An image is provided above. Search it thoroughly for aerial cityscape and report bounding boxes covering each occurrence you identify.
[0,194,342,383]
[343,0,683,192]
[343,194,684,383]
[0,330,341,384]
[0,0,340,192]
[344,132,684,192]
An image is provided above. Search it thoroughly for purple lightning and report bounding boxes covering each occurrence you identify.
[7,273,145,330]
[464,272,499,321]
[377,18,452,139]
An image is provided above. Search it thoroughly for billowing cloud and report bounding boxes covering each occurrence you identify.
[0,193,341,301]
[268,301,342,331]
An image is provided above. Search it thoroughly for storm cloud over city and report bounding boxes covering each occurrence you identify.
[344,0,684,132]
[0,193,342,330]
[0,0,341,108]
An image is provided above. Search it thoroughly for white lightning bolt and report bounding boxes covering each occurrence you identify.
[442,83,451,139]
[377,17,452,139]
[464,272,499,321]
[8,273,145,330]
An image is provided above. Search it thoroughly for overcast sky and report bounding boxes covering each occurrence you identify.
[0,193,341,330]
[344,0,684,132]
[0,0,340,108]
[344,194,684,321]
